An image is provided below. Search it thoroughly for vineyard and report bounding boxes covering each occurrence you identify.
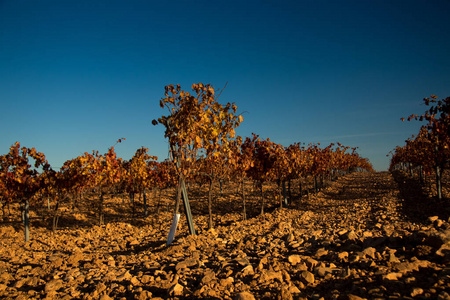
[0,83,373,241]
[1,86,449,299]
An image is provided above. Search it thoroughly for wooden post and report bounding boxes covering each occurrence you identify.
[282,181,288,207]
[24,199,29,242]
[169,142,196,236]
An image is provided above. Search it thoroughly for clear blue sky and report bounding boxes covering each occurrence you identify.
[1,0,449,171]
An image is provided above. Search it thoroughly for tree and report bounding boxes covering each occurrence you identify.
[153,83,244,236]
[0,142,51,241]
[125,147,157,217]
[403,95,450,199]
[242,134,278,215]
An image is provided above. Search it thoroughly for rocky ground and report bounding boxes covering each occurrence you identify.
[1,171,450,300]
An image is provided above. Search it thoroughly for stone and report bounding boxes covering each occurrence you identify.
[411,288,423,297]
[288,254,301,266]
[288,284,301,294]
[347,295,367,300]
[315,248,328,257]
[436,241,450,257]
[44,279,64,293]
[438,291,450,300]
[168,283,184,296]
[300,271,315,284]
[362,247,376,259]
[235,257,251,266]
[338,251,349,260]
[316,267,333,277]
[130,276,140,286]
[140,275,153,284]
[389,253,400,263]
[241,265,254,277]
[94,282,107,295]
[278,284,294,300]
[67,252,84,266]
[136,290,152,300]
[305,257,318,269]
[259,270,283,283]
[346,230,358,240]
[175,258,198,270]
[233,291,256,300]
[116,271,132,281]
[201,271,216,285]
[384,272,402,280]
[286,233,295,243]
[428,216,439,223]
[220,277,234,288]
[14,278,27,289]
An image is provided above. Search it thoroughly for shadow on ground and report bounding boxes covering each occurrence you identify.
[392,170,449,224]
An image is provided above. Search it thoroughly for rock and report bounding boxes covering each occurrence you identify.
[259,270,283,283]
[136,290,152,300]
[299,271,314,284]
[362,247,376,259]
[168,283,184,296]
[389,253,400,263]
[362,231,373,238]
[436,241,450,257]
[14,278,27,288]
[278,284,294,300]
[201,270,216,285]
[241,265,254,277]
[411,288,423,297]
[286,233,295,243]
[288,284,301,294]
[233,291,256,300]
[99,295,113,300]
[235,257,251,266]
[384,272,402,280]
[338,251,349,260]
[94,282,107,295]
[48,255,65,269]
[305,257,318,269]
[394,260,430,274]
[175,258,198,270]
[315,248,328,257]
[140,275,153,284]
[220,277,234,288]
[288,255,301,266]
[44,279,64,293]
[346,230,358,240]
[117,270,132,281]
[428,216,439,223]
[67,252,84,266]
[130,276,140,286]
[347,295,367,300]
[316,267,333,277]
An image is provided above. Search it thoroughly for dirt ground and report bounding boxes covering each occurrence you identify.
[1,171,450,299]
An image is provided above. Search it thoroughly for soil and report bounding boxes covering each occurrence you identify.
[1,171,450,300]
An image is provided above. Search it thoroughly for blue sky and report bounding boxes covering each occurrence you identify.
[1,0,449,171]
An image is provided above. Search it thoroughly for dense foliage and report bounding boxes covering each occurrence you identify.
[390,95,450,199]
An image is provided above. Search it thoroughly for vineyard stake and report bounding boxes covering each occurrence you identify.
[166,141,196,245]
[24,199,30,242]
